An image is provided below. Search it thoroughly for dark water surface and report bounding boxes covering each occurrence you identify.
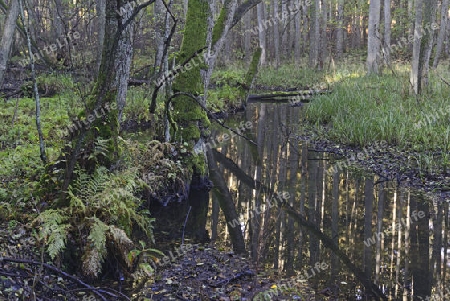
[208,102,450,300]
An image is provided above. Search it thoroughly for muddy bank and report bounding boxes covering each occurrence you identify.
[295,133,450,202]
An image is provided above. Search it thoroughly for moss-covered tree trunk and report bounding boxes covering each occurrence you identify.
[62,1,152,193]
[171,0,210,149]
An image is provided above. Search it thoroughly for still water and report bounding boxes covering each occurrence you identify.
[208,102,450,300]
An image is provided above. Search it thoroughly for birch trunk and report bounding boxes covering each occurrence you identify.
[115,3,135,124]
[272,0,280,67]
[336,0,344,59]
[383,0,391,65]
[257,2,266,65]
[367,0,381,74]
[432,0,448,68]
[0,0,20,89]
[309,0,320,68]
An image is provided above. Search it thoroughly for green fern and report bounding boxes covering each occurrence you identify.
[34,209,69,259]
[35,165,156,278]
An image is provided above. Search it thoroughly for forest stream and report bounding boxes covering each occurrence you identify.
[203,101,450,300]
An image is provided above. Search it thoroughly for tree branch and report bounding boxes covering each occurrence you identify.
[231,0,262,28]
[0,257,130,301]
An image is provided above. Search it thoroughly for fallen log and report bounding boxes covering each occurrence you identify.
[246,89,332,105]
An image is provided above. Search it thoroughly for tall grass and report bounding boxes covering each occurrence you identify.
[305,61,450,152]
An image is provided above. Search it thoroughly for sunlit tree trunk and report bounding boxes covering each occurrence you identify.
[367,0,381,74]
[0,0,20,89]
[336,0,344,59]
[309,0,320,68]
[383,0,391,66]
[410,0,423,94]
[257,2,266,65]
[319,0,327,69]
[411,0,436,94]
[422,0,437,88]
[432,0,449,68]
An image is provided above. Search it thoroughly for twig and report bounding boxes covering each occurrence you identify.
[182,205,192,245]
[0,257,130,301]
[439,75,450,87]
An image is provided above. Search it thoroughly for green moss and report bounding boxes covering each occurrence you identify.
[212,2,229,46]
[244,48,262,86]
[171,0,211,173]
[188,153,207,175]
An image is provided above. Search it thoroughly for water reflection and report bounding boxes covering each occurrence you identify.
[208,103,450,300]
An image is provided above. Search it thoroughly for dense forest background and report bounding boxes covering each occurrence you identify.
[1,0,450,300]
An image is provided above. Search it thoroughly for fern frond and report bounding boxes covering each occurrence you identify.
[87,217,109,258]
[34,209,69,259]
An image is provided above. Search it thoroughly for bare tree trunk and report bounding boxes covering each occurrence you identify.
[319,0,327,69]
[301,0,308,53]
[336,0,344,59]
[0,0,20,89]
[115,3,135,124]
[383,0,391,66]
[257,2,266,65]
[367,0,381,74]
[294,0,301,63]
[422,0,437,88]
[95,0,106,74]
[281,0,288,59]
[243,9,252,57]
[432,0,449,68]
[272,0,280,67]
[309,0,320,68]
[18,0,46,164]
[411,0,423,94]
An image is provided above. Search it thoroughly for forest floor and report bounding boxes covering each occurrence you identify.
[0,221,315,300]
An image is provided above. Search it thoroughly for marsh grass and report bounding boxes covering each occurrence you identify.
[303,60,450,175]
